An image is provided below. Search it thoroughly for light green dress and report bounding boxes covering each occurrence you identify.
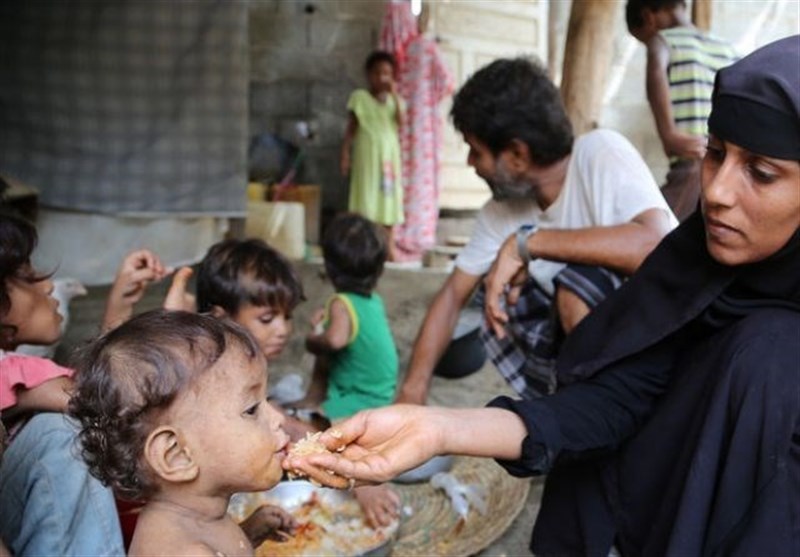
[347,89,404,225]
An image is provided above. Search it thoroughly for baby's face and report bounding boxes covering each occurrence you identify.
[231,303,293,360]
[171,345,290,494]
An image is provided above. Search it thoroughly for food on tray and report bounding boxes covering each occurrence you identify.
[259,492,393,557]
[230,483,397,557]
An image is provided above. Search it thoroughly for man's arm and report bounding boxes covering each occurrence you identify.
[645,35,706,159]
[527,207,672,275]
[396,269,482,405]
[484,208,672,338]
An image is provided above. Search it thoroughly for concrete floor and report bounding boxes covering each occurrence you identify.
[57,260,540,556]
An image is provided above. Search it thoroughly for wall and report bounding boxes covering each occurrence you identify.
[248,0,385,217]
[249,0,800,217]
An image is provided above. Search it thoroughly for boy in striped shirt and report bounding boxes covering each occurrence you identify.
[626,0,737,221]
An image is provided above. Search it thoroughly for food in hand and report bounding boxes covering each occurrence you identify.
[287,431,348,486]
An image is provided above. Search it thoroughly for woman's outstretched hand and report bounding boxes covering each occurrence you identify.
[283,405,441,487]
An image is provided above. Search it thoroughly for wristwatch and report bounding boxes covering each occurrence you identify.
[516,224,539,265]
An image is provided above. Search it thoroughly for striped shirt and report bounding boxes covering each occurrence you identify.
[662,27,738,139]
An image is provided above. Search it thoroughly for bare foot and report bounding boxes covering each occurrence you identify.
[353,484,400,528]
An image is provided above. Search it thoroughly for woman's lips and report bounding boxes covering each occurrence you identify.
[705,216,740,239]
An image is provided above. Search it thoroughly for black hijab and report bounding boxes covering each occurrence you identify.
[557,35,800,384]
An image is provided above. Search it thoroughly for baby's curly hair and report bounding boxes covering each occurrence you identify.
[68,309,260,501]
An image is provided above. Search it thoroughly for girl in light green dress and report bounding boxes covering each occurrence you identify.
[340,51,404,261]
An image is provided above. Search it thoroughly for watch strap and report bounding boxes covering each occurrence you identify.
[516,224,538,265]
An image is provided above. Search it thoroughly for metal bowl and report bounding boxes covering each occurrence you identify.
[229,480,398,557]
[392,455,455,484]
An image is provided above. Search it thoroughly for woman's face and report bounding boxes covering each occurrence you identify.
[700,135,800,266]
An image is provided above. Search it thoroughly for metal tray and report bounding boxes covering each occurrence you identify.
[229,481,398,556]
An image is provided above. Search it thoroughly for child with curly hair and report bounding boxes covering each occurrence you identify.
[70,310,296,556]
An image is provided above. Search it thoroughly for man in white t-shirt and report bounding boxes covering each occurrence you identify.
[397,57,678,404]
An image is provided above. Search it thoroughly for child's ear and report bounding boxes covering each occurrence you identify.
[144,426,199,484]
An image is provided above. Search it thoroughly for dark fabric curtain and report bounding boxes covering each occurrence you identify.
[0,1,248,216]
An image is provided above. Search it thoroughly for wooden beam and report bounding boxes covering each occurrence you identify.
[692,0,712,31]
[560,0,618,135]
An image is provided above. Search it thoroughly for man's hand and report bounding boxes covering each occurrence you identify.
[483,233,529,339]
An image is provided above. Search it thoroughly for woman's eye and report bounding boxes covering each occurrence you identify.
[706,145,724,161]
[244,402,260,416]
[749,164,777,184]
[259,315,275,325]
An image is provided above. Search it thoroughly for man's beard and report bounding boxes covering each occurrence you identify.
[487,159,533,201]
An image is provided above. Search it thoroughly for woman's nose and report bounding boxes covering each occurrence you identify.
[703,159,739,208]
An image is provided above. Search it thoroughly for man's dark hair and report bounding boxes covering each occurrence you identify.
[196,238,304,316]
[322,213,386,297]
[365,50,397,73]
[69,310,261,501]
[450,57,573,165]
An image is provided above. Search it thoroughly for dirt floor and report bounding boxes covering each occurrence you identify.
[58,260,541,556]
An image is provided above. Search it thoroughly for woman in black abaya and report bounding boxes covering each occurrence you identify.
[285,36,800,557]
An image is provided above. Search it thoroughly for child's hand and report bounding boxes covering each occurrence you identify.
[162,267,196,313]
[103,249,172,331]
[309,308,326,330]
[354,484,400,528]
[239,504,298,546]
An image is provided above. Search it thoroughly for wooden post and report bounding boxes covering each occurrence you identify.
[547,0,571,84]
[692,0,712,31]
[560,0,618,135]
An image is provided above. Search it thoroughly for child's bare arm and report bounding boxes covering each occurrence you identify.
[305,299,351,355]
[239,504,298,546]
[294,353,330,408]
[645,35,706,159]
[340,112,358,177]
[103,249,172,331]
[390,81,404,128]
[162,267,196,313]
[12,375,73,414]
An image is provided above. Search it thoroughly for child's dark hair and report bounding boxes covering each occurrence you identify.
[69,309,261,501]
[196,238,304,316]
[322,213,386,296]
[0,210,52,347]
[625,0,685,31]
[365,50,397,73]
[451,57,573,166]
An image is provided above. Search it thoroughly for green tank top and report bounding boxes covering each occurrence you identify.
[321,292,398,420]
